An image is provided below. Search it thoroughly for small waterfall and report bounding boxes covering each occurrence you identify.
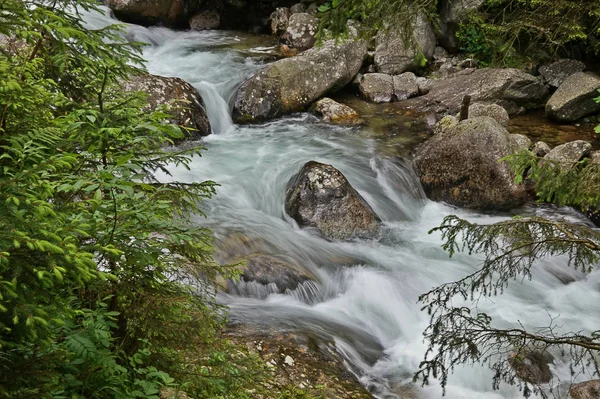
[225,280,323,303]
[83,5,263,136]
[195,82,234,134]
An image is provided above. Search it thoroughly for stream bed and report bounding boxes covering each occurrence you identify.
[86,8,600,398]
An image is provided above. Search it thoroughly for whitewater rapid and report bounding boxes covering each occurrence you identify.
[85,8,600,398]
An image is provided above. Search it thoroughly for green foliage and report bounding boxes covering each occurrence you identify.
[315,0,437,40]
[510,151,600,211]
[319,0,599,67]
[456,17,495,65]
[458,0,600,65]
[0,1,282,398]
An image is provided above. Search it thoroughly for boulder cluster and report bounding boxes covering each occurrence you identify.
[104,0,600,310]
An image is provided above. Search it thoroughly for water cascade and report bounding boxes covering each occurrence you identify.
[85,8,600,398]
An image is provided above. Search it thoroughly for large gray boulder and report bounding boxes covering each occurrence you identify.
[570,380,600,399]
[359,72,419,103]
[545,72,600,122]
[124,74,211,138]
[539,59,586,88]
[393,72,419,100]
[280,13,318,52]
[285,161,380,240]
[414,116,528,210]
[405,68,548,115]
[544,140,592,164]
[374,13,436,75]
[359,73,394,103]
[107,0,298,31]
[106,0,193,27]
[437,0,484,53]
[233,39,367,122]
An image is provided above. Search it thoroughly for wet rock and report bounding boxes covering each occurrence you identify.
[279,44,299,57]
[280,13,318,52]
[533,141,551,157]
[231,254,315,293]
[310,97,364,125]
[437,0,484,53]
[468,103,509,127]
[106,0,193,27]
[269,7,291,36]
[213,232,272,263]
[224,325,373,399]
[393,72,419,101]
[545,72,600,122]
[359,73,394,103]
[544,140,592,164]
[406,68,548,116]
[374,12,436,75]
[510,134,531,151]
[591,150,600,163]
[123,74,211,138]
[290,2,307,13]
[570,380,600,399]
[509,348,553,384]
[189,10,220,30]
[539,59,586,88]
[414,117,528,210]
[233,39,367,122]
[285,161,380,240]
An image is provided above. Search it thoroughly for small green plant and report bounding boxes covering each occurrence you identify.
[414,52,428,68]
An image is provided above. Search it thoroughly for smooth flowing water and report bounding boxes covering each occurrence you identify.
[86,9,600,398]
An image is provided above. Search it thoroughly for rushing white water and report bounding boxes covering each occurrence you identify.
[86,8,600,398]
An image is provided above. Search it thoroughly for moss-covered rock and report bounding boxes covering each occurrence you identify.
[233,39,367,122]
[124,74,211,139]
[374,12,435,75]
[404,68,548,116]
[414,116,528,210]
